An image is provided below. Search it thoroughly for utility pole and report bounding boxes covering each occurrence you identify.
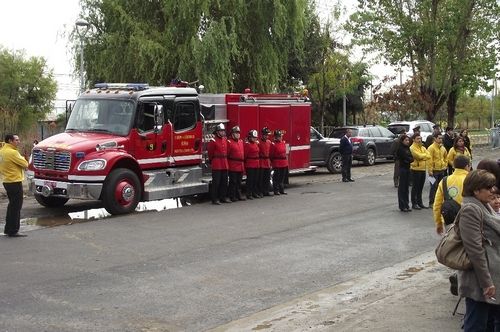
[492,79,497,128]
[343,73,347,126]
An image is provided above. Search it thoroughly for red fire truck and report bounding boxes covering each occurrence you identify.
[27,83,312,215]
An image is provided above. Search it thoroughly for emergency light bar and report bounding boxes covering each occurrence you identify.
[94,83,149,91]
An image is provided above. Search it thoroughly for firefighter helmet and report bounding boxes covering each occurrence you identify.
[216,123,225,131]
[248,130,258,138]
[274,129,282,137]
[231,126,241,133]
[261,127,271,135]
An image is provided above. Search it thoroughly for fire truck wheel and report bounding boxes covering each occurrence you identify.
[102,168,141,215]
[34,195,69,207]
[326,152,342,174]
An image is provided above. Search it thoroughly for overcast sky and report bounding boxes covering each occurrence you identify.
[0,0,396,103]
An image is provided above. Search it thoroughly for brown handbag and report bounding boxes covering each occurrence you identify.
[435,221,472,270]
[435,204,486,270]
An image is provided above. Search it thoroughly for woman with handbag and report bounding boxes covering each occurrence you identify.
[459,169,500,331]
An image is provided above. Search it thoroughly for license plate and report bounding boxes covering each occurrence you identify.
[43,181,57,188]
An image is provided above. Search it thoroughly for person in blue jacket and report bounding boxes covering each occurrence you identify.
[339,128,354,182]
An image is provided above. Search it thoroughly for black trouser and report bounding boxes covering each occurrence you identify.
[246,168,260,197]
[393,160,400,187]
[429,170,446,205]
[398,167,410,210]
[411,170,426,207]
[273,167,287,193]
[259,168,271,195]
[341,154,352,180]
[228,171,243,200]
[3,182,23,235]
[211,170,228,203]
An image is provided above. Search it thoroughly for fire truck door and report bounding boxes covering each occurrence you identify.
[170,97,202,166]
[134,99,170,169]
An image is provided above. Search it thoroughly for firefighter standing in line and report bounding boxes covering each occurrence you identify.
[270,129,288,195]
[244,130,261,199]
[207,123,230,205]
[227,126,246,202]
[258,127,272,196]
[0,134,29,237]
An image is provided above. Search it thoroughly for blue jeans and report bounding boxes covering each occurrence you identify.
[464,297,500,332]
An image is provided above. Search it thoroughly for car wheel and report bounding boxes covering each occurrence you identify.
[326,152,342,173]
[364,148,376,166]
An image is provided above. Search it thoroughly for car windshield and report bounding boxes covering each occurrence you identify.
[329,128,359,138]
[66,99,135,136]
[388,125,409,134]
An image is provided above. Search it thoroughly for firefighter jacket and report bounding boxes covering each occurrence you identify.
[0,143,28,183]
[270,141,288,168]
[207,135,228,170]
[227,138,245,172]
[447,146,471,167]
[259,138,272,169]
[433,168,468,227]
[427,142,448,172]
[410,142,430,171]
[244,140,260,169]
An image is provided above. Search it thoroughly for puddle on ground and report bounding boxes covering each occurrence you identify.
[16,197,195,231]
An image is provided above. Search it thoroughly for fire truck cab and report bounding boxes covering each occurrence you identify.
[27,83,312,215]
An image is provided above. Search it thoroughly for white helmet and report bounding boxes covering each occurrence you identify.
[248,130,258,138]
[216,123,225,131]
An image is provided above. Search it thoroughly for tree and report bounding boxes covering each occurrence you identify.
[348,0,499,126]
[0,47,57,138]
[76,0,316,93]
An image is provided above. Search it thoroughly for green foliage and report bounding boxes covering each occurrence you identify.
[77,0,315,93]
[0,47,57,137]
[348,0,499,125]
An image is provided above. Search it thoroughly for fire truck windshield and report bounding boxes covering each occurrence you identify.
[66,99,135,136]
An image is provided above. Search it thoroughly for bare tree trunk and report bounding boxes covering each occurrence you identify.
[447,87,458,128]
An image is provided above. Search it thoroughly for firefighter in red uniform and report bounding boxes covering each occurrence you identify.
[207,123,230,205]
[244,130,261,199]
[258,127,272,196]
[270,129,288,195]
[227,126,246,202]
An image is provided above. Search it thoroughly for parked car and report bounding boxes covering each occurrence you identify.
[310,127,342,173]
[329,125,396,166]
[387,120,435,142]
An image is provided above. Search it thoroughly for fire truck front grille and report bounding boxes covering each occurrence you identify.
[32,150,71,172]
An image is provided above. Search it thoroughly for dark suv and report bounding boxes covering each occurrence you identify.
[310,127,342,173]
[329,125,396,166]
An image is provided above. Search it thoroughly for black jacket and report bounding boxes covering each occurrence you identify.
[339,135,353,155]
[396,144,414,169]
[443,133,454,152]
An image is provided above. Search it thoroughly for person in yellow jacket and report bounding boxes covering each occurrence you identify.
[0,134,29,237]
[433,155,471,235]
[427,133,448,206]
[447,136,471,174]
[410,134,430,210]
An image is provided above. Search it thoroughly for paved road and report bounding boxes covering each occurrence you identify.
[0,148,497,331]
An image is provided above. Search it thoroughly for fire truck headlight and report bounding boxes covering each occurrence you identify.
[77,159,106,171]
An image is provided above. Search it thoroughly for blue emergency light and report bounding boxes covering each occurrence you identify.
[94,83,149,91]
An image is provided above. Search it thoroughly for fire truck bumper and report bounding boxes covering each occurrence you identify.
[27,176,103,200]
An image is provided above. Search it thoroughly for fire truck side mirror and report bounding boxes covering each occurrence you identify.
[154,104,164,133]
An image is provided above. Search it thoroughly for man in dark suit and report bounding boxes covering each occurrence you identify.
[340,129,354,182]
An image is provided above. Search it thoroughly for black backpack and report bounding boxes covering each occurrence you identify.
[440,176,461,225]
